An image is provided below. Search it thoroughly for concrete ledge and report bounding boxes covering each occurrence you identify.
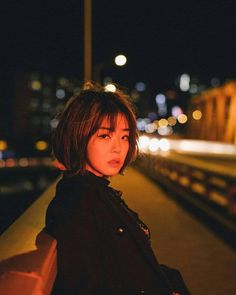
[0,178,59,295]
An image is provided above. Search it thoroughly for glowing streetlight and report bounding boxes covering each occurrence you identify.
[94,54,127,83]
[114,54,127,66]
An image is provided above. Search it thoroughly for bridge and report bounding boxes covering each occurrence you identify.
[1,143,236,295]
[1,80,236,295]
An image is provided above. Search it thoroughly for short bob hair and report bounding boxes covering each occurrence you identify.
[52,81,138,176]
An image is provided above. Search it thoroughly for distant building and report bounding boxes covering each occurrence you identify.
[12,72,81,156]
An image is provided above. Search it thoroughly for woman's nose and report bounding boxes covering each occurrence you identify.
[112,138,121,153]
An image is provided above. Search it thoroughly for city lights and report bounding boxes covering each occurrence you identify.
[104,83,116,92]
[138,135,236,156]
[192,110,202,120]
[177,114,188,124]
[18,158,29,167]
[0,140,8,151]
[50,119,59,129]
[179,73,190,92]
[167,116,177,126]
[159,138,170,151]
[157,126,173,136]
[114,54,127,66]
[31,80,42,91]
[138,135,150,151]
[158,118,168,127]
[35,140,48,151]
[56,89,66,99]
[145,123,157,133]
[171,105,183,117]
[148,138,159,152]
[155,93,166,105]
[155,93,167,116]
[135,82,146,92]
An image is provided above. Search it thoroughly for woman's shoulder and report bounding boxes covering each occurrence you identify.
[45,174,99,235]
[52,175,97,208]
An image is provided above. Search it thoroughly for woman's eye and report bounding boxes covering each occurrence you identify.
[122,135,129,141]
[98,134,110,139]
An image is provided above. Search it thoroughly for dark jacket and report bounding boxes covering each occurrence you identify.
[45,172,190,295]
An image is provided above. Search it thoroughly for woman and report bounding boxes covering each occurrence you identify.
[45,82,190,295]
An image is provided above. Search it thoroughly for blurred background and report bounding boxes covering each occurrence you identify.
[0,1,236,236]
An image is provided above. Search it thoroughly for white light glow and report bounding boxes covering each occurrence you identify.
[158,126,173,136]
[145,123,157,133]
[104,84,116,92]
[138,135,150,151]
[180,73,190,91]
[172,106,183,117]
[138,136,236,158]
[155,93,166,105]
[114,54,127,66]
[148,138,159,152]
[50,119,59,129]
[56,89,66,99]
[177,114,188,124]
[159,138,170,151]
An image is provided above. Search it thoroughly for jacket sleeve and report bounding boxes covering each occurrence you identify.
[45,189,106,295]
[159,264,191,295]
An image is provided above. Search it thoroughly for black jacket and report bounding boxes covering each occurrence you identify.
[45,172,190,295]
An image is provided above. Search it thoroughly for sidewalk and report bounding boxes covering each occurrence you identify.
[110,167,236,295]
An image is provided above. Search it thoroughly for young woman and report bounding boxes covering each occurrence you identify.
[45,82,190,295]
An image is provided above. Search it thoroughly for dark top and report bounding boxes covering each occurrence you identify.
[45,172,190,295]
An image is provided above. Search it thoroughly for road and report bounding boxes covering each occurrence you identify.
[110,166,236,295]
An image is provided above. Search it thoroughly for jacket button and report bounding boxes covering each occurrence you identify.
[117,227,125,234]
[137,291,146,294]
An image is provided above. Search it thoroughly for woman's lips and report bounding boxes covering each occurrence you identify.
[108,159,121,167]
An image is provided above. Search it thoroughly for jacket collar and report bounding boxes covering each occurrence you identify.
[62,170,110,188]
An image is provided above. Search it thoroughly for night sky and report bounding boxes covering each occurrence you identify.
[1,0,236,93]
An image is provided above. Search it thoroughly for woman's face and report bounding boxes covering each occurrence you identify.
[85,113,130,177]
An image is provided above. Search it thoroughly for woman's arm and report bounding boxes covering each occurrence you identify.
[45,189,106,295]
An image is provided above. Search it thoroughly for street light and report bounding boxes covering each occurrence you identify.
[114,54,127,66]
[93,54,127,83]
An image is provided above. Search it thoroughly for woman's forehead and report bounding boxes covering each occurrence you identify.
[100,113,129,129]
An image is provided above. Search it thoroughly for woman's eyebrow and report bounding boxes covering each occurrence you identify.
[99,127,130,131]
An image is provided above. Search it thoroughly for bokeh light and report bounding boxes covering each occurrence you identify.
[114,54,127,66]
[35,140,48,151]
[192,110,202,120]
[0,140,8,151]
[31,80,42,91]
[148,138,159,152]
[104,84,116,92]
[159,138,170,151]
[177,114,188,124]
[138,135,150,151]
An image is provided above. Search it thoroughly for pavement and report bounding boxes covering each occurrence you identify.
[110,166,236,295]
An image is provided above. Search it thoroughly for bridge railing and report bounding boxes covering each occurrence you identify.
[0,178,58,295]
[135,151,236,240]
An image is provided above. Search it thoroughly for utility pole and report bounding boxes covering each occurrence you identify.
[84,0,92,81]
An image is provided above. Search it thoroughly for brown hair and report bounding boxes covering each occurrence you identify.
[52,81,138,176]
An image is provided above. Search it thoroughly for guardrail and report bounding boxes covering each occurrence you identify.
[135,151,236,245]
[0,178,58,295]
